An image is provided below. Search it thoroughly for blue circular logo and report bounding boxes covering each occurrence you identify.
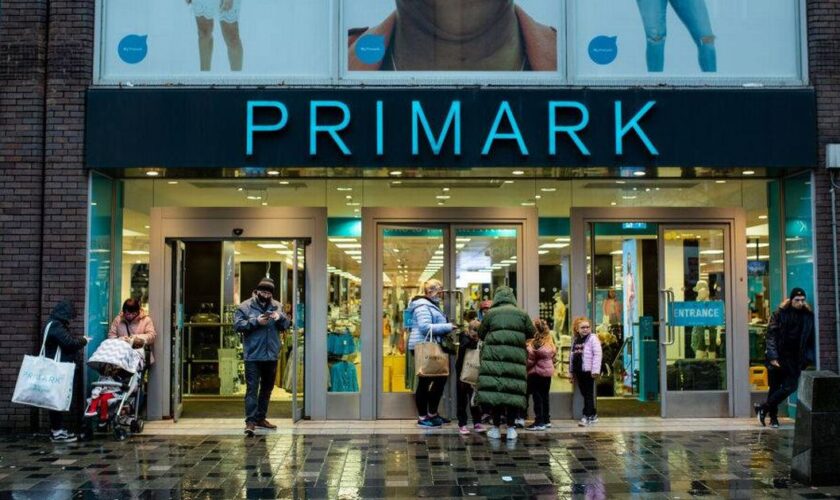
[118,34,148,64]
[355,34,386,65]
[588,36,618,65]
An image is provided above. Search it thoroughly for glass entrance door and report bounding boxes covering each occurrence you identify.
[659,226,731,417]
[290,240,307,422]
[171,241,186,421]
[377,224,521,419]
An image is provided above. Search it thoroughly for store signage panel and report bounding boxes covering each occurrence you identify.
[86,88,816,169]
[669,301,726,327]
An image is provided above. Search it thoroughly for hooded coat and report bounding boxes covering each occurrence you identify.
[43,300,87,363]
[476,287,535,409]
[766,300,816,370]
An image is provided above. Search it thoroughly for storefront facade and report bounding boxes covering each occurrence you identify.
[3,0,839,430]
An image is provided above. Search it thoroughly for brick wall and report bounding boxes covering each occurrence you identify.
[809,1,840,373]
[0,0,93,432]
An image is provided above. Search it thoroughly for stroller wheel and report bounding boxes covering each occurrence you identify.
[130,419,144,434]
[114,427,128,441]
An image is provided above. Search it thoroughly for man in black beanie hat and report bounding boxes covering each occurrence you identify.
[755,287,815,428]
[234,276,290,436]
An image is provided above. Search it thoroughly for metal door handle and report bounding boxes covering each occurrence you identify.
[660,288,676,345]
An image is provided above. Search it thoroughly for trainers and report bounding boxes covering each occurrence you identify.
[545,422,552,428]
[50,430,77,443]
[588,415,599,425]
[755,404,767,427]
[417,418,440,428]
[578,417,590,427]
[514,418,526,429]
[487,426,501,439]
[429,415,449,426]
[506,428,518,441]
[255,419,277,430]
[458,425,471,435]
[244,423,256,437]
[526,423,546,431]
[770,416,780,429]
[473,423,487,433]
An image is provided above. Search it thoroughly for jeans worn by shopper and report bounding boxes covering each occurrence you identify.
[635,0,717,72]
[764,362,801,418]
[415,374,447,417]
[245,360,277,424]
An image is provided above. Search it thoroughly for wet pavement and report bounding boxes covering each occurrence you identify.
[0,427,838,499]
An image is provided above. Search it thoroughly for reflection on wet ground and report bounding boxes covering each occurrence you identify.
[0,430,837,499]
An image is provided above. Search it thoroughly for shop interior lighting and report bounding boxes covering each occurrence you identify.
[391,180,402,185]
[123,250,150,255]
[535,195,542,199]
[758,214,768,220]
[344,250,362,255]
[716,180,727,184]
[538,250,550,255]
[389,170,403,176]
[512,170,525,175]
[632,171,646,177]
[504,180,515,184]
[747,242,770,248]
[267,170,279,176]
[555,237,571,242]
[622,195,637,200]
[610,250,623,255]
[329,238,357,242]
[261,202,268,206]
[279,180,290,185]
[743,170,756,176]
[521,202,535,206]
[539,243,569,249]
[456,238,471,243]
[275,250,293,255]
[167,181,178,185]
[711,259,725,264]
[436,195,451,200]
[335,243,361,249]
[700,249,725,255]
[345,195,353,199]
[145,169,160,177]
[442,187,450,192]
[540,187,557,192]
[615,180,626,184]
[346,202,360,206]
[336,187,352,191]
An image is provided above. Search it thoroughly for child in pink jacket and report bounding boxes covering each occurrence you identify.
[526,319,557,431]
[570,317,602,427]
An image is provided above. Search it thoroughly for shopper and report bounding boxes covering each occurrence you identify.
[456,310,485,435]
[43,300,88,443]
[108,298,157,364]
[526,319,556,431]
[755,287,816,428]
[476,286,535,441]
[407,279,458,428]
[234,277,291,436]
[570,316,602,427]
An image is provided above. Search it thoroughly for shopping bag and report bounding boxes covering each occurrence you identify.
[11,322,75,411]
[459,342,481,385]
[414,331,449,377]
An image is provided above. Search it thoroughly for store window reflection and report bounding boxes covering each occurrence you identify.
[327,233,362,394]
[537,224,572,394]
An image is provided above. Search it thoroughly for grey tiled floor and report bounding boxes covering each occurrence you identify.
[0,429,837,499]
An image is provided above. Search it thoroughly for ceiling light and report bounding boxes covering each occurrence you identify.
[716,180,727,184]
[555,237,570,243]
[504,180,514,184]
[622,195,637,200]
[436,195,451,200]
[275,250,293,255]
[257,243,287,249]
[344,250,362,255]
[437,202,445,206]
[539,243,569,249]
[123,250,150,255]
[456,238,471,243]
[346,202,360,206]
[712,259,724,264]
[336,187,353,191]
[329,238,357,243]
[758,214,768,220]
[336,243,362,249]
[267,170,279,176]
[512,170,525,176]
[535,195,542,200]
[237,187,244,191]
[390,170,402,176]
[743,170,755,176]
[345,195,353,200]
[442,187,450,192]
[279,180,290,185]
[261,202,268,206]
[392,181,402,185]
[700,249,724,255]
[632,171,646,177]
[167,181,178,185]
[610,250,623,255]
[144,225,150,229]
[521,202,535,206]
[540,187,557,192]
[747,242,770,248]
[392,248,400,253]
[145,170,160,177]
[610,202,617,206]
[246,195,262,200]
[615,180,626,184]
[538,250,550,255]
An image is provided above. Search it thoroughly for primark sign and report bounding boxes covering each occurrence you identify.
[86,88,816,169]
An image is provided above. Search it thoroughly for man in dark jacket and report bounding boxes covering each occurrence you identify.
[43,300,88,443]
[755,287,815,428]
[476,286,535,441]
[234,277,290,436]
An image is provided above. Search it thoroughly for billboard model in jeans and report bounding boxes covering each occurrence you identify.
[635,0,717,72]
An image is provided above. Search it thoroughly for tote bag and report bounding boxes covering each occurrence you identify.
[12,322,76,411]
[414,330,449,377]
[459,342,481,385]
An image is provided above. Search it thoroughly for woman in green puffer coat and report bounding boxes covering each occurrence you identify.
[476,286,535,441]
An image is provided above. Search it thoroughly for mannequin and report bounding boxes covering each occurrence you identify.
[553,290,567,339]
[691,280,718,359]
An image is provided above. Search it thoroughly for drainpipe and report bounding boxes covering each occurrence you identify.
[827,145,840,373]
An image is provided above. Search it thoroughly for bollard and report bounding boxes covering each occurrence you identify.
[791,370,840,486]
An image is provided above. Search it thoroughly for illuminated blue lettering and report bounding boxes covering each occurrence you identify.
[376,100,384,156]
[548,101,591,156]
[412,101,461,155]
[310,100,351,156]
[482,101,529,156]
[615,100,658,156]
[246,101,288,156]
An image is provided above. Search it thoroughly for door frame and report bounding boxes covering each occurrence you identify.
[570,207,750,418]
[147,207,328,421]
[361,208,539,420]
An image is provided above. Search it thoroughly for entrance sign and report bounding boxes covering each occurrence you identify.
[670,301,726,327]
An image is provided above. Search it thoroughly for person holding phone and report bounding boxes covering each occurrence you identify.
[234,277,290,436]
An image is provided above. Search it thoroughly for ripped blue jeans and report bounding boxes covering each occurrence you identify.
[635,0,717,72]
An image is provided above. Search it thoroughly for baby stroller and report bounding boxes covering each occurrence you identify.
[82,339,146,441]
